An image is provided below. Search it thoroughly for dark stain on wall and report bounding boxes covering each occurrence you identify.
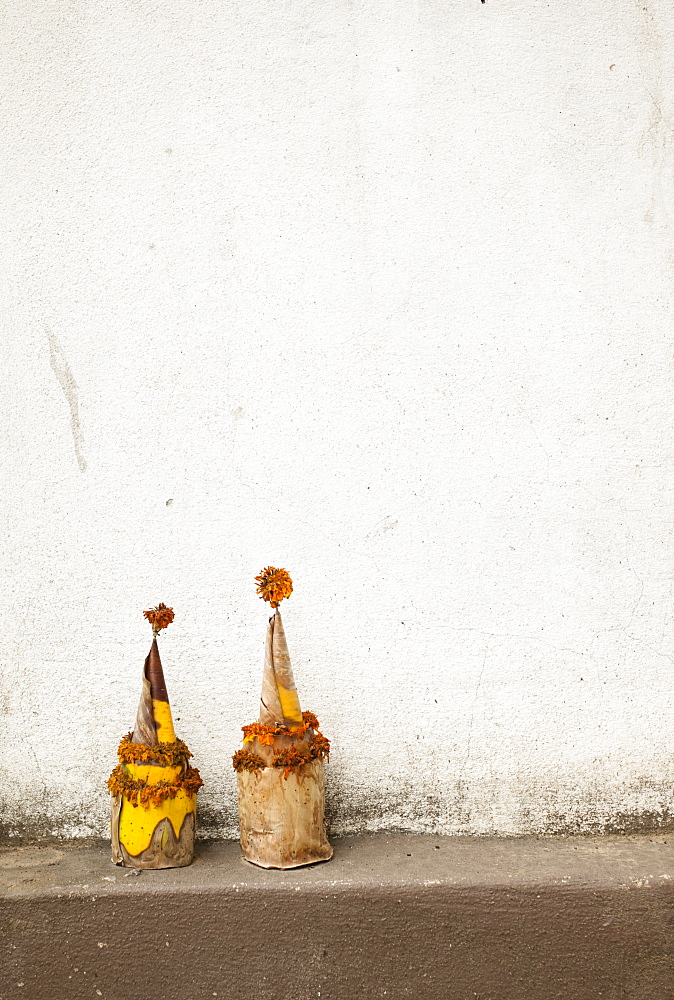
[3,778,674,846]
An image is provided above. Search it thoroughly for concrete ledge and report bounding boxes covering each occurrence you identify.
[2,834,674,999]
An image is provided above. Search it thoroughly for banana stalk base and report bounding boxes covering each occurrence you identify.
[111,795,197,869]
[237,759,332,869]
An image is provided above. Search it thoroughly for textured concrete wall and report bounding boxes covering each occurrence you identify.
[1,0,673,841]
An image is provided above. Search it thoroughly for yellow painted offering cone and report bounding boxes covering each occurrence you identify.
[132,637,177,744]
[233,568,332,869]
[108,605,202,869]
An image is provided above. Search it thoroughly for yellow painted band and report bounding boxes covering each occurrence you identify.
[277,684,303,728]
[151,698,176,742]
[125,761,182,785]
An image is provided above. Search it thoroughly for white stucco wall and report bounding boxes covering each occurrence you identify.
[1,0,673,840]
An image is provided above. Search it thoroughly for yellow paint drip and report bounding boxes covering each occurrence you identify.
[118,788,195,856]
[277,684,303,729]
[152,698,176,742]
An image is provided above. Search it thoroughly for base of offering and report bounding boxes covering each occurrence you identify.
[108,734,202,869]
[111,796,196,869]
[237,758,332,868]
[233,713,332,869]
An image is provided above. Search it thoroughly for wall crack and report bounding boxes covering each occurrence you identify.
[46,327,87,472]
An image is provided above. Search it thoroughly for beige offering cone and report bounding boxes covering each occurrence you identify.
[234,569,332,869]
[259,608,303,729]
[108,605,202,869]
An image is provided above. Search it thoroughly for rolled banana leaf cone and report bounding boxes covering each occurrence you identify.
[108,607,202,869]
[259,608,303,730]
[234,571,332,869]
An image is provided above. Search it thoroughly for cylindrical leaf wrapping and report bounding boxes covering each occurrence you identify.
[237,757,332,869]
[111,792,197,869]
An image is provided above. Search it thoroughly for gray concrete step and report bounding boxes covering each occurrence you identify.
[2,834,674,999]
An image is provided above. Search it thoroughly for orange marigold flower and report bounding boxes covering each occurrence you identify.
[255,567,293,608]
[107,764,202,806]
[310,732,331,761]
[232,750,267,773]
[241,721,288,746]
[272,745,312,779]
[301,711,320,731]
[143,603,175,634]
[117,734,191,767]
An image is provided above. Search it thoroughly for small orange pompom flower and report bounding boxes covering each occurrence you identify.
[255,567,293,608]
[143,603,175,635]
